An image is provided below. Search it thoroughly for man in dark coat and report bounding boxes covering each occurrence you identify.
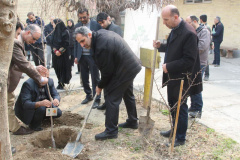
[212,16,224,67]
[74,27,142,140]
[153,5,202,147]
[97,12,123,37]
[74,8,102,107]
[26,12,45,66]
[15,76,62,131]
[44,16,54,69]
[96,12,123,110]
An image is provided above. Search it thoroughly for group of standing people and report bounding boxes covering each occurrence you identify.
[8,5,225,153]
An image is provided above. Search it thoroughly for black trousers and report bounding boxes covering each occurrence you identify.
[167,82,188,141]
[30,43,45,66]
[30,105,62,129]
[80,55,100,100]
[105,79,138,135]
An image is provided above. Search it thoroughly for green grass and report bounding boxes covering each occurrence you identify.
[206,128,215,134]
[160,109,169,115]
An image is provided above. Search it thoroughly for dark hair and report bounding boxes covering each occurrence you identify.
[190,15,199,22]
[27,12,34,17]
[170,8,180,16]
[200,14,207,22]
[16,21,23,31]
[97,12,109,22]
[78,8,88,15]
[216,16,221,22]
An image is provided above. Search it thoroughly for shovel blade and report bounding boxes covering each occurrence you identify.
[62,142,84,158]
[138,116,155,138]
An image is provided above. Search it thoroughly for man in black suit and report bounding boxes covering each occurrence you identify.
[15,71,62,131]
[96,12,123,110]
[74,8,102,108]
[153,5,202,147]
[74,27,141,140]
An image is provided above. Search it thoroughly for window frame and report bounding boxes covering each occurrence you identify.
[184,0,212,4]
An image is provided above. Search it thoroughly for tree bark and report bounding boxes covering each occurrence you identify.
[0,0,18,159]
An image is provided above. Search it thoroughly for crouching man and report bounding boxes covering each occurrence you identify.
[74,26,142,140]
[15,71,62,131]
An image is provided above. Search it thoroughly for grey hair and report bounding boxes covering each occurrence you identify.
[216,16,221,22]
[74,26,92,38]
[25,24,41,34]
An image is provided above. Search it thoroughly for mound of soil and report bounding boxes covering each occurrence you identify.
[42,111,84,128]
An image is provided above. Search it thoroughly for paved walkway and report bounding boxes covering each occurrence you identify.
[16,53,240,143]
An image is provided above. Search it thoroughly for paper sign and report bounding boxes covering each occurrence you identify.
[46,108,58,116]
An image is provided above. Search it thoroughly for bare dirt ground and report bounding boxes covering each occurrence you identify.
[11,91,240,160]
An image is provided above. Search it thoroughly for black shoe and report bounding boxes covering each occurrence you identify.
[160,129,171,138]
[13,126,34,135]
[92,99,100,109]
[188,107,196,113]
[166,139,185,147]
[204,76,209,81]
[76,72,80,74]
[118,122,138,129]
[214,64,220,67]
[95,131,118,140]
[81,97,93,104]
[189,111,202,118]
[56,84,64,90]
[29,125,43,131]
[11,147,16,154]
[97,102,106,110]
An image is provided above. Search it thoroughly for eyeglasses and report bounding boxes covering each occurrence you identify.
[30,32,38,41]
[79,16,87,20]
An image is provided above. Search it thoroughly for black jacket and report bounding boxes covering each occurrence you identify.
[91,29,142,95]
[107,22,123,37]
[44,22,54,45]
[26,16,46,44]
[67,19,75,48]
[158,20,202,96]
[15,78,60,125]
[212,22,224,43]
[74,19,102,62]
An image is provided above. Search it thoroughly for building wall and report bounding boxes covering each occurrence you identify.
[17,0,78,26]
[158,0,240,48]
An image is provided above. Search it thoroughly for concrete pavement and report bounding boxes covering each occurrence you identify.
[16,52,240,143]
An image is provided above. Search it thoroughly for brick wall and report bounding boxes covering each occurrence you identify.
[158,0,240,48]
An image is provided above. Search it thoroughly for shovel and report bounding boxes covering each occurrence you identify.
[62,95,97,158]
[139,17,160,138]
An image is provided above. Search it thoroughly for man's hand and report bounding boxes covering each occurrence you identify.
[38,99,52,108]
[74,58,78,64]
[41,77,48,86]
[36,65,48,76]
[52,99,60,106]
[96,86,102,95]
[162,63,168,73]
[153,40,161,49]
[56,51,61,56]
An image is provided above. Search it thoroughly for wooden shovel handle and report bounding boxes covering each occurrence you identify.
[171,80,184,152]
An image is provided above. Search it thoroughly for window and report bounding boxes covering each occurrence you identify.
[184,0,212,3]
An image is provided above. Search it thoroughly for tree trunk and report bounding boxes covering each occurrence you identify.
[0,0,18,159]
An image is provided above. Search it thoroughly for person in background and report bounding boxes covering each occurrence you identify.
[50,19,72,90]
[200,14,211,81]
[44,16,55,69]
[26,12,45,66]
[74,8,102,108]
[212,16,224,67]
[186,15,211,118]
[96,12,123,110]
